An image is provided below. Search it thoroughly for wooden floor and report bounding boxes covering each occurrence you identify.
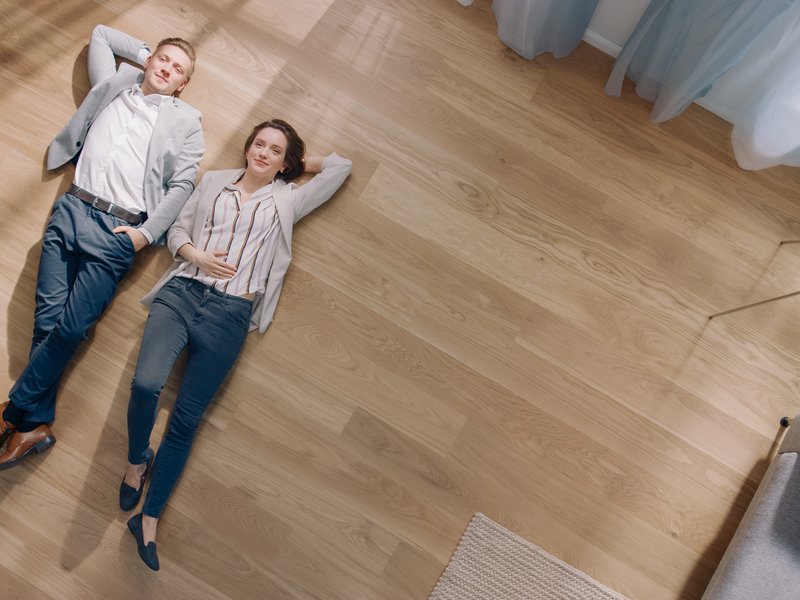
[3,0,800,598]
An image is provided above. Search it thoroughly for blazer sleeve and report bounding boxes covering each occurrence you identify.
[166,168,212,257]
[290,153,353,223]
[87,25,150,87]
[138,114,205,244]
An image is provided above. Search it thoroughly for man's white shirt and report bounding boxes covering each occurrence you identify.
[74,84,170,213]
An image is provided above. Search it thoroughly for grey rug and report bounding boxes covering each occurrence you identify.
[429,513,630,600]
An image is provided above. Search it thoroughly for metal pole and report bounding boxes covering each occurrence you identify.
[708,290,800,319]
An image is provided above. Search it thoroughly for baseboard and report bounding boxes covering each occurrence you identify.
[693,97,735,124]
[581,28,734,124]
[582,28,622,58]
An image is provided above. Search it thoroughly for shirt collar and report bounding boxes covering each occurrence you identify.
[130,84,174,108]
[225,171,275,200]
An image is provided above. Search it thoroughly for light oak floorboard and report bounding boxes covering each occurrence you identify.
[2,0,800,598]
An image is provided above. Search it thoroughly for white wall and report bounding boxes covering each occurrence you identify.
[584,0,649,56]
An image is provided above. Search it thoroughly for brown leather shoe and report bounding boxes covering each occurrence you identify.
[0,424,56,471]
[0,401,16,448]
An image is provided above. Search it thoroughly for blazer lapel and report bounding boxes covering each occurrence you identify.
[147,99,176,167]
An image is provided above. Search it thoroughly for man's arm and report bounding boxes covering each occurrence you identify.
[137,121,205,245]
[87,25,151,88]
[113,120,204,249]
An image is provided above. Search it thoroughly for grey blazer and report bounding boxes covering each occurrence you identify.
[142,152,353,332]
[47,25,204,244]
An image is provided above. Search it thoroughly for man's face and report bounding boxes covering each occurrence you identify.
[140,44,192,96]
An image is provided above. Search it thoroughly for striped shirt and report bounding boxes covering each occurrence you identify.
[179,180,280,297]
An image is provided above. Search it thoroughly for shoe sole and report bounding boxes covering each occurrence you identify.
[0,436,56,471]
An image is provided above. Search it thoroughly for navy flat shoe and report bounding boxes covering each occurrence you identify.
[127,513,159,571]
[119,448,155,511]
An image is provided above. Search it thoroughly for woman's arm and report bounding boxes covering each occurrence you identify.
[167,171,238,279]
[291,153,353,222]
[303,156,324,174]
[167,171,209,258]
[176,243,237,279]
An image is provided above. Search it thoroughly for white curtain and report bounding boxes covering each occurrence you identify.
[492,0,599,59]
[715,3,800,169]
[606,0,800,171]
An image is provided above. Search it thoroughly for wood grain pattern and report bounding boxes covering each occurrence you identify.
[2,0,800,598]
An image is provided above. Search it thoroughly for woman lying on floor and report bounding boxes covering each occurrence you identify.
[117,118,352,570]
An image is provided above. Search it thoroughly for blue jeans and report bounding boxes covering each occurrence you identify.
[8,193,135,424]
[127,277,251,518]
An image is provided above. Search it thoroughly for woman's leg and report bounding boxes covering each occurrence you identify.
[126,280,193,469]
[142,291,250,522]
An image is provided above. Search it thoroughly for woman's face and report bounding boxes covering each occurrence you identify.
[245,127,288,181]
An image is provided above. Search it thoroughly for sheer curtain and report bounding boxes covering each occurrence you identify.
[492,0,599,59]
[726,4,800,169]
[604,0,799,170]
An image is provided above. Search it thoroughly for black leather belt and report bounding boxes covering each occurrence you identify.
[68,184,146,225]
